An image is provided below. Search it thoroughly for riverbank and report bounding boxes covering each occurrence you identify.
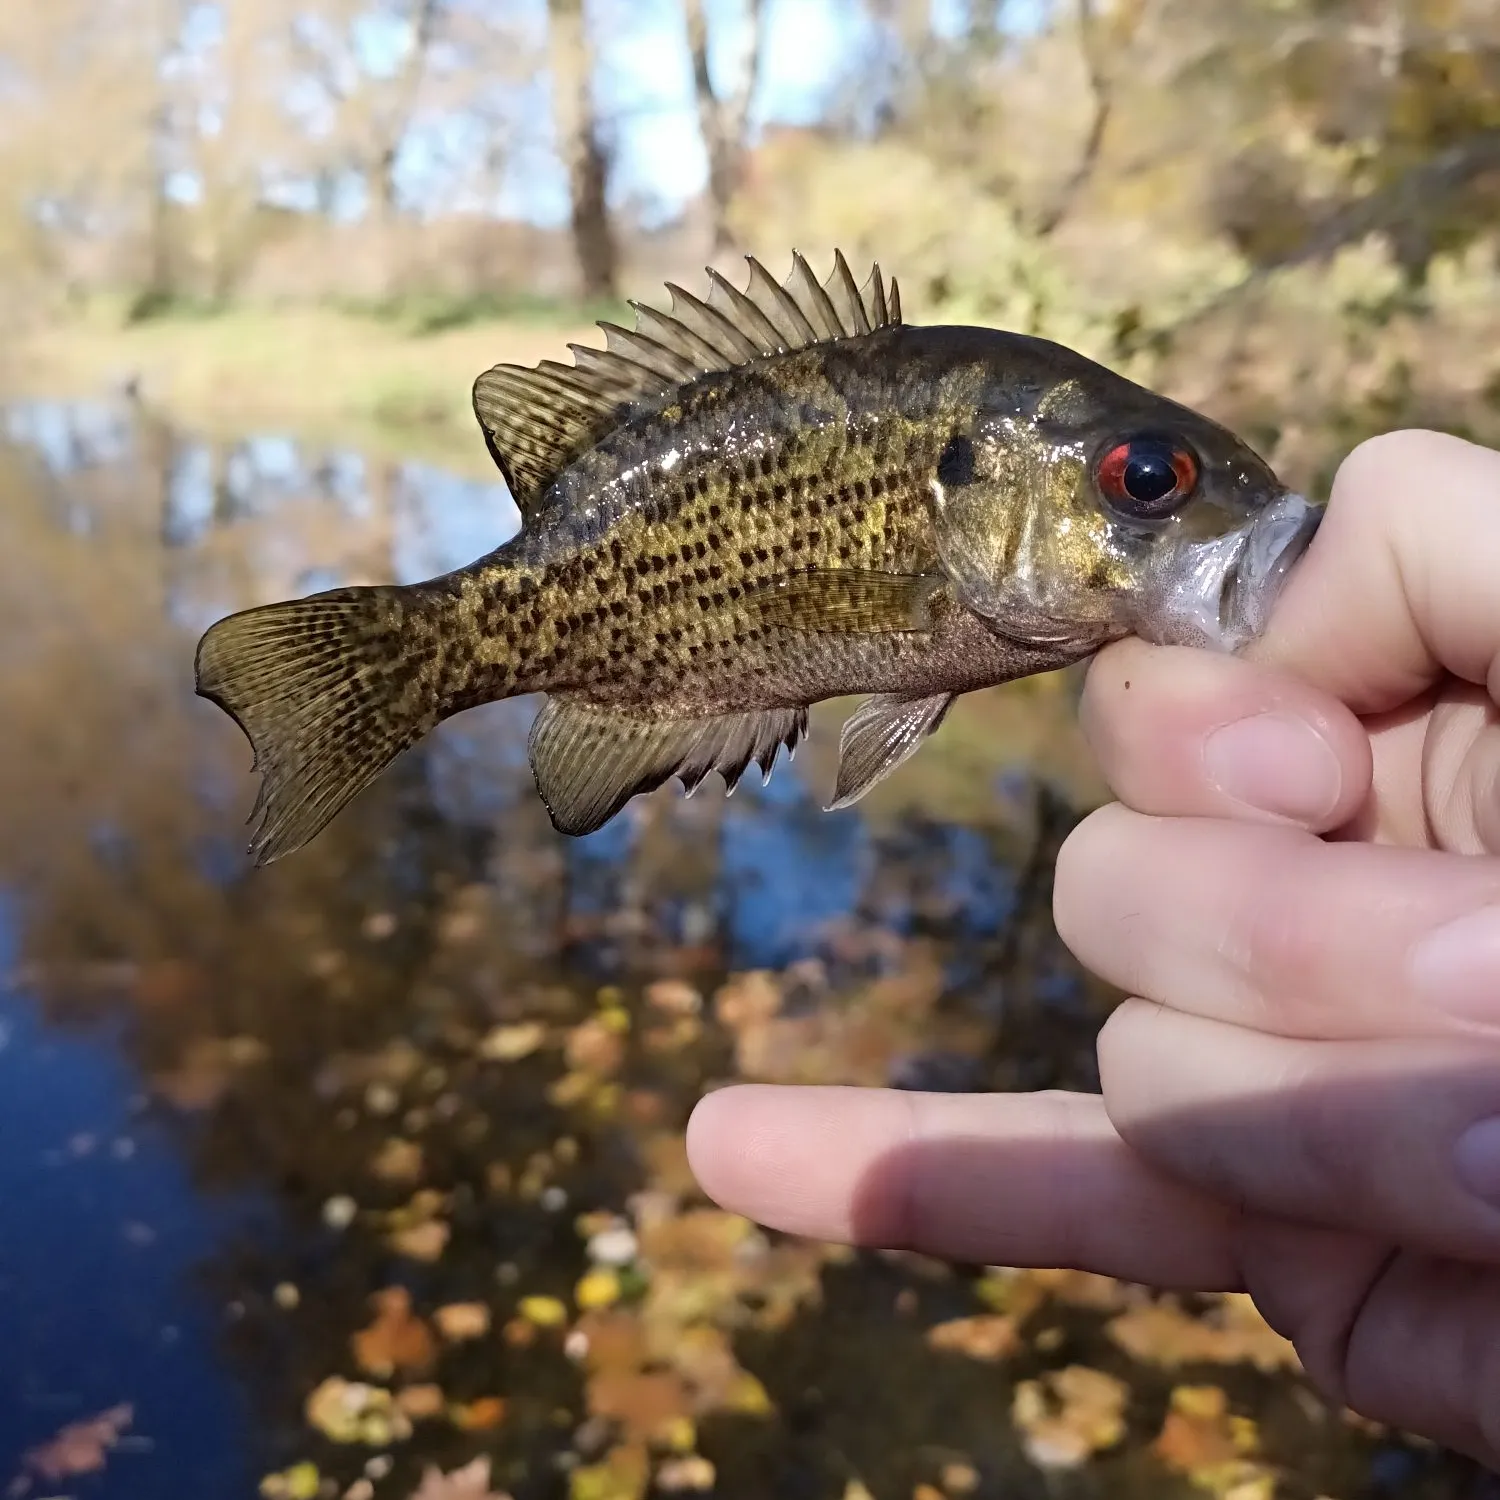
[1,301,604,477]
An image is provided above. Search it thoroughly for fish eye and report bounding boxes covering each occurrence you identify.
[1096,435,1200,519]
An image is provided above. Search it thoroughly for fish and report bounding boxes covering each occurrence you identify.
[194,250,1321,866]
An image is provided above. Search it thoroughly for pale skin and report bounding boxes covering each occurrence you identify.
[686,428,1500,1467]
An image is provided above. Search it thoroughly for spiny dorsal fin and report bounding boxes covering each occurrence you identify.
[472,249,903,518]
[528,695,808,836]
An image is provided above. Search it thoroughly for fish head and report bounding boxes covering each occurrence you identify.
[929,357,1321,656]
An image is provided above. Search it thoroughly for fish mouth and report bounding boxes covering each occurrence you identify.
[1218,491,1321,650]
[1142,491,1322,654]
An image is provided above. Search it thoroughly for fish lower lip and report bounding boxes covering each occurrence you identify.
[1223,493,1321,643]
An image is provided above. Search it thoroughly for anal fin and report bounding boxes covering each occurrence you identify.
[528,696,808,836]
[827,691,955,811]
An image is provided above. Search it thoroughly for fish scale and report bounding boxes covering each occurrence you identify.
[194,249,1317,865]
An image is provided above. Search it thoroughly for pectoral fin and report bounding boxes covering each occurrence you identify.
[746,569,947,634]
[528,695,808,836]
[827,691,956,811]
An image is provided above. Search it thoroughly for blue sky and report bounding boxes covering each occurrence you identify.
[392,0,996,225]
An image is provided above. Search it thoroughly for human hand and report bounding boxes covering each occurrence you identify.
[686,430,1500,1466]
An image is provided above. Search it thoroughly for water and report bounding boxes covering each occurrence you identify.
[0,398,1477,1500]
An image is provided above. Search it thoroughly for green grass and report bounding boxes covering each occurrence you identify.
[1,297,604,476]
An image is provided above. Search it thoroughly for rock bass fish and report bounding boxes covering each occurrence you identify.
[195,251,1319,865]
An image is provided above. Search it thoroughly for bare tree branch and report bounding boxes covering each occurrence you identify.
[1034,0,1111,237]
[549,0,618,299]
[683,0,765,253]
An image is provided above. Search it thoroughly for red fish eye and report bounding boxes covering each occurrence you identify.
[1097,437,1199,518]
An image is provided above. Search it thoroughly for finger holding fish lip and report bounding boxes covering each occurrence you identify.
[1080,639,1371,831]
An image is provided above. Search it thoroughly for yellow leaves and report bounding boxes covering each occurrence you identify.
[350,1287,436,1379]
[395,1384,445,1420]
[645,979,702,1015]
[518,1294,570,1328]
[586,1368,692,1446]
[383,1189,452,1262]
[924,1314,1020,1362]
[259,1462,320,1500]
[1154,1385,1277,1500]
[368,1137,423,1183]
[450,1396,508,1431]
[570,1443,650,1500]
[479,1021,547,1061]
[723,1370,773,1416]
[1012,1366,1128,1469]
[434,1301,492,1341]
[655,1455,715,1491]
[304,1377,412,1446]
[939,1462,979,1494]
[577,1268,622,1310]
[1108,1294,1300,1373]
[390,1219,450,1262]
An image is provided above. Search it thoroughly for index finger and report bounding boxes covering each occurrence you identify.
[685,1084,1243,1289]
[1252,429,1500,713]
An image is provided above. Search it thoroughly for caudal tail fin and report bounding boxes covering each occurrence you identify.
[195,584,447,865]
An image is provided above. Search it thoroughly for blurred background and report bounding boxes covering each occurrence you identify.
[1,3,1499,1498]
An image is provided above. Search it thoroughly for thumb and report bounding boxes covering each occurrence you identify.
[1252,429,1500,853]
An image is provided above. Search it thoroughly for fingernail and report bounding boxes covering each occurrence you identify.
[1202,712,1342,822]
[1454,1116,1500,1209]
[1409,908,1500,1025]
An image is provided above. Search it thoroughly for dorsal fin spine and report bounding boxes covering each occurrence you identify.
[471,251,905,518]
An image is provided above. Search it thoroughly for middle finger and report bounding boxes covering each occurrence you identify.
[1054,804,1500,1041]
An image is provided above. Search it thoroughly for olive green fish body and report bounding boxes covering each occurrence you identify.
[441,329,1060,721]
[195,253,1320,864]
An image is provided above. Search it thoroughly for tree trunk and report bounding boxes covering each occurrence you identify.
[548,0,617,300]
[682,0,764,253]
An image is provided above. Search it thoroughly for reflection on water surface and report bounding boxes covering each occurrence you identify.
[0,399,1478,1500]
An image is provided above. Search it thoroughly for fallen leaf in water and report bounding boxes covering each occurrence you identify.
[389,1219,450,1262]
[1012,1366,1128,1469]
[451,1396,507,1431]
[258,1461,321,1500]
[394,1384,444,1420]
[411,1454,511,1500]
[655,1455,715,1491]
[713,970,782,1029]
[519,1295,569,1327]
[940,1461,979,1494]
[351,1287,436,1378]
[925,1314,1019,1361]
[586,1369,691,1444]
[570,1442,649,1500]
[304,1377,412,1445]
[842,1482,875,1500]
[135,958,207,1010]
[577,1269,621,1310]
[479,1022,546,1062]
[1108,1294,1299,1373]
[22,1403,133,1482]
[369,1137,423,1183]
[637,1208,754,1272]
[1153,1386,1273,1498]
[646,980,702,1016]
[435,1301,491,1341]
[152,1036,268,1110]
[566,1016,625,1076]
